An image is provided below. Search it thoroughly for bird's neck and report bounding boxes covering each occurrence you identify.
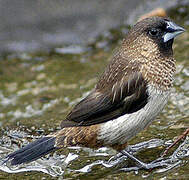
[122,38,176,91]
[140,56,176,91]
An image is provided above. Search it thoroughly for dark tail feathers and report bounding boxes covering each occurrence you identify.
[5,136,59,165]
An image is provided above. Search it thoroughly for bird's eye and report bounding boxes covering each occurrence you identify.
[148,28,159,37]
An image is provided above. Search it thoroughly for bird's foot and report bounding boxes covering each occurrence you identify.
[120,150,168,171]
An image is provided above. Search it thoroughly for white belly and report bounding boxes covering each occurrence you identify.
[97,85,171,145]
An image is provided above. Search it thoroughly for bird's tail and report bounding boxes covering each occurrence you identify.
[5,136,59,165]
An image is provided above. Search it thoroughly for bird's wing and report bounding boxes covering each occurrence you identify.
[61,72,148,127]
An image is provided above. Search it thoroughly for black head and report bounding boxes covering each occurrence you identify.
[126,17,185,54]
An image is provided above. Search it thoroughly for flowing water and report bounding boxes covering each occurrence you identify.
[0,1,188,179]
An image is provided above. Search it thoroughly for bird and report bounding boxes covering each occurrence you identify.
[5,17,185,169]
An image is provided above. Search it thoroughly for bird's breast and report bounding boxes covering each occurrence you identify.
[97,85,171,146]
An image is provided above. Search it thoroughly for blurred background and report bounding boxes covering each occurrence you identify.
[0,0,188,179]
[0,0,180,53]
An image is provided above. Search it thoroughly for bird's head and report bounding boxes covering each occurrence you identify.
[119,17,185,90]
[123,17,185,58]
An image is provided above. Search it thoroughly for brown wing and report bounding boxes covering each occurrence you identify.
[60,71,148,128]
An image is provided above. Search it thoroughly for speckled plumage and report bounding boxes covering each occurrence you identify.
[53,125,102,149]
[6,17,185,165]
[50,17,178,149]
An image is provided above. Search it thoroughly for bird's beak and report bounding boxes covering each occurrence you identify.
[163,21,185,43]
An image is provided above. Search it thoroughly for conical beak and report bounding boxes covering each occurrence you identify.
[163,21,185,43]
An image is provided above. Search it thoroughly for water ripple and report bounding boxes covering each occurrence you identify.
[0,133,188,177]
